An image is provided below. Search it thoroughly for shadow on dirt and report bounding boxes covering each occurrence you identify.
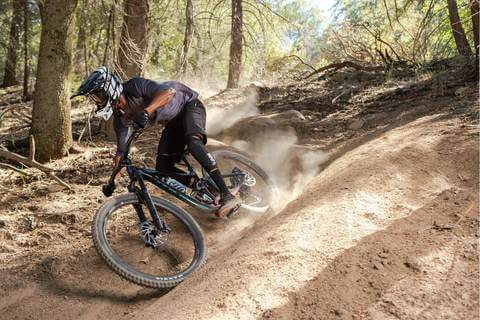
[36,249,169,304]
[262,189,479,319]
[41,274,167,303]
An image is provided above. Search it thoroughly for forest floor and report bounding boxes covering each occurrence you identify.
[0,58,478,319]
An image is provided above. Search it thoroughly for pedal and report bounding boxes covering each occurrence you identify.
[226,203,242,218]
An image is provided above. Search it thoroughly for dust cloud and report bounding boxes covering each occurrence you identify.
[206,90,259,135]
[233,129,329,211]
[203,87,328,212]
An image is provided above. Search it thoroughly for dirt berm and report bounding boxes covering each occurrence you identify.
[133,115,478,320]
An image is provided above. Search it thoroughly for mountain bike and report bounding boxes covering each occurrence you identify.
[92,130,274,288]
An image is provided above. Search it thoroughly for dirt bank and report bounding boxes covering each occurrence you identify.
[134,114,478,320]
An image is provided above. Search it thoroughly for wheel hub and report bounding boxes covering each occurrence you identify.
[139,221,169,248]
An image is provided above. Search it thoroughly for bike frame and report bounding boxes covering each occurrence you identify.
[114,129,245,232]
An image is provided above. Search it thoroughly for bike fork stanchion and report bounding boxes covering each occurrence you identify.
[127,174,147,223]
[135,172,170,232]
[132,203,147,223]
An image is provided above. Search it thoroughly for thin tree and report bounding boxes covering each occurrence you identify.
[31,0,78,161]
[179,0,194,76]
[98,0,149,139]
[2,0,22,87]
[22,0,30,99]
[102,2,115,66]
[117,0,150,78]
[227,0,243,88]
[75,1,87,76]
[471,0,479,53]
[470,0,479,78]
[447,0,473,56]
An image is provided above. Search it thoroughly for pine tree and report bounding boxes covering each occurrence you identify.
[31,0,78,161]
[2,0,22,87]
[117,0,150,78]
[227,0,243,88]
[447,0,473,56]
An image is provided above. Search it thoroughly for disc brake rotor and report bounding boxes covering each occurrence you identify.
[230,167,257,187]
[243,171,256,187]
[139,221,170,248]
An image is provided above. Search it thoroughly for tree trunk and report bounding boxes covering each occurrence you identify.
[2,0,22,87]
[447,0,473,56]
[227,0,243,89]
[75,4,87,76]
[179,0,194,76]
[117,0,150,79]
[31,0,78,162]
[192,29,203,75]
[102,3,115,65]
[470,0,479,78]
[103,0,149,140]
[22,0,30,99]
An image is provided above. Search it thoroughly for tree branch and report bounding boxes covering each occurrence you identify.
[0,147,71,190]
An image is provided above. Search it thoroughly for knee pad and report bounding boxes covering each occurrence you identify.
[187,134,217,172]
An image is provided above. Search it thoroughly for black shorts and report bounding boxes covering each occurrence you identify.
[157,99,206,161]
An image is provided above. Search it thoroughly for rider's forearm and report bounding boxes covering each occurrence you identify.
[109,154,125,184]
[144,88,176,117]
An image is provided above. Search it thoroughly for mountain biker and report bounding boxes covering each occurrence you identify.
[71,66,241,218]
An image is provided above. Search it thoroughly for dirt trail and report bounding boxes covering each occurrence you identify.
[0,63,478,319]
[132,115,478,320]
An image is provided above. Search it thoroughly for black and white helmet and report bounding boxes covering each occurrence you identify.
[71,66,123,120]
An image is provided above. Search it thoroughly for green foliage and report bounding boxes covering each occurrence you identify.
[324,0,476,63]
[0,0,41,84]
[0,0,476,89]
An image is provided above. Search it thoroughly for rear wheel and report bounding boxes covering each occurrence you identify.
[92,193,206,288]
[205,149,275,213]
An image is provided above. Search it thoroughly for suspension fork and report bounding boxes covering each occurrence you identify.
[129,168,170,232]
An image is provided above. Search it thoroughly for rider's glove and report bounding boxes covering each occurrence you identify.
[102,182,116,197]
[133,111,149,129]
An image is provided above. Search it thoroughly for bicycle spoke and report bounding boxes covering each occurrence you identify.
[104,201,197,278]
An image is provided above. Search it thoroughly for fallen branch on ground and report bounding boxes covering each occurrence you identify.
[331,88,355,104]
[0,105,16,121]
[304,61,382,80]
[0,163,28,175]
[0,147,71,190]
[11,109,32,125]
[0,102,32,122]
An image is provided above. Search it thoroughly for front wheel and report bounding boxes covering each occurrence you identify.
[206,149,276,213]
[92,193,206,288]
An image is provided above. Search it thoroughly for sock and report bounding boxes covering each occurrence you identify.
[208,168,231,198]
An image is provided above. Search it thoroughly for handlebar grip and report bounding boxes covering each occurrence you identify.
[102,183,116,197]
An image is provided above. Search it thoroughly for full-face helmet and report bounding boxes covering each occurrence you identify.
[71,66,123,120]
